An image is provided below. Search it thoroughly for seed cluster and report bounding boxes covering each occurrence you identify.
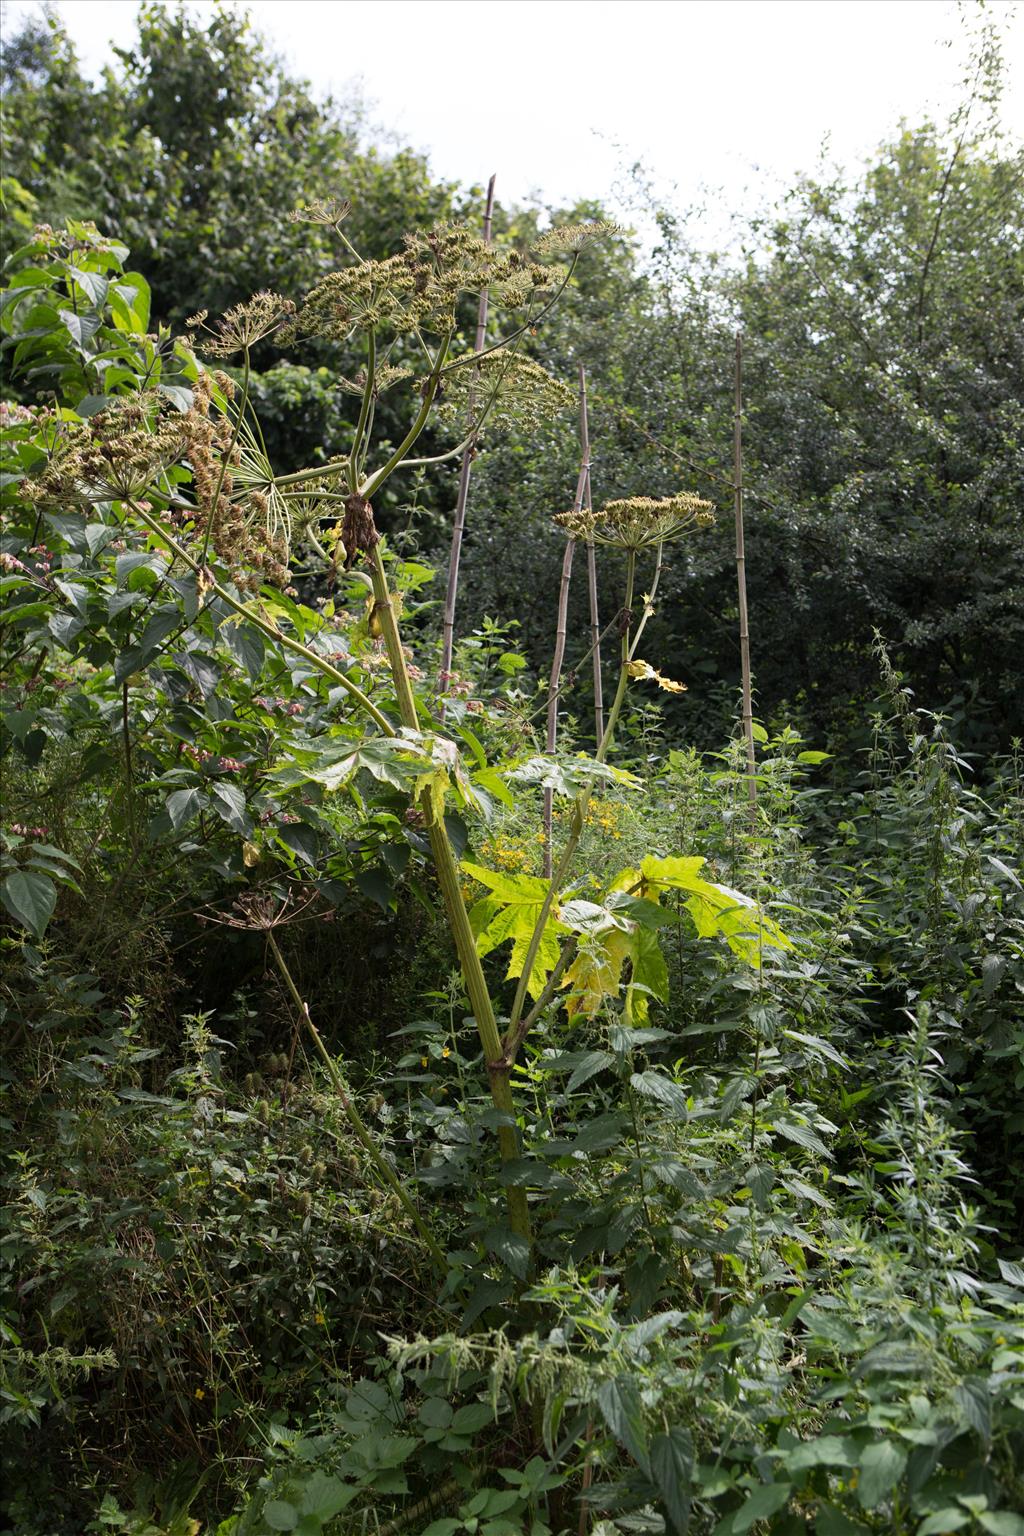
[435,351,576,437]
[22,379,293,593]
[556,492,716,550]
[22,394,189,506]
[288,222,565,341]
[185,292,296,359]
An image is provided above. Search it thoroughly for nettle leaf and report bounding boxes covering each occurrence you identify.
[856,1440,906,1510]
[630,1070,689,1120]
[651,1428,693,1534]
[484,1224,531,1281]
[596,1375,650,1475]
[463,862,568,1001]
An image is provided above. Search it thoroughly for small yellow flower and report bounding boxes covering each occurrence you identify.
[194,1387,206,1401]
[420,1056,428,1068]
[442,1047,451,1059]
[314,1311,326,1326]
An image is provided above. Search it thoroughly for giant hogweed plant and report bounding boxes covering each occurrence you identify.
[3,210,788,1261]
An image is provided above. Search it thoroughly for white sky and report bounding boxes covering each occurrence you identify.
[3,0,1022,247]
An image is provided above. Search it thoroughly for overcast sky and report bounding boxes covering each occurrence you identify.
[3,0,1022,246]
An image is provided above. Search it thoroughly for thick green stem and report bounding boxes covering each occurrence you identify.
[361,332,452,500]
[506,551,636,1037]
[368,546,531,1244]
[349,331,376,491]
[266,931,446,1272]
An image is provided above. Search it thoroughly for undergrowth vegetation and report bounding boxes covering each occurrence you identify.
[1,15,1023,1533]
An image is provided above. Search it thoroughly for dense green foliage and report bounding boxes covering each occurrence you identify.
[1,8,1023,1536]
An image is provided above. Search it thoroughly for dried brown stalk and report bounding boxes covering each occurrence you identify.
[439,173,496,710]
[543,364,591,876]
[734,331,757,811]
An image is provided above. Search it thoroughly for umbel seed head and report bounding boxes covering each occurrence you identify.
[556,492,715,550]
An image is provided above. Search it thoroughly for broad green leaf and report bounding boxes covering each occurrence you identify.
[651,1427,693,1533]
[630,1071,688,1120]
[166,788,203,830]
[299,1473,354,1520]
[463,862,567,1000]
[1,869,57,938]
[917,1514,971,1535]
[211,782,252,836]
[782,1436,856,1473]
[731,1483,791,1531]
[452,1402,494,1433]
[596,1375,649,1474]
[856,1441,906,1509]
[815,1510,870,1535]
[263,1501,298,1532]
[977,1514,1024,1536]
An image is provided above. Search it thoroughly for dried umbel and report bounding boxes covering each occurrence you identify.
[556,491,715,550]
[531,219,621,255]
[288,196,352,226]
[435,351,575,437]
[336,364,412,398]
[183,373,292,592]
[23,380,294,593]
[185,291,296,359]
[288,220,567,341]
[22,394,189,506]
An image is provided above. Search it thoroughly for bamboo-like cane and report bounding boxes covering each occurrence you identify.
[439,174,496,713]
[734,331,757,812]
[543,364,592,877]
[584,421,603,741]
